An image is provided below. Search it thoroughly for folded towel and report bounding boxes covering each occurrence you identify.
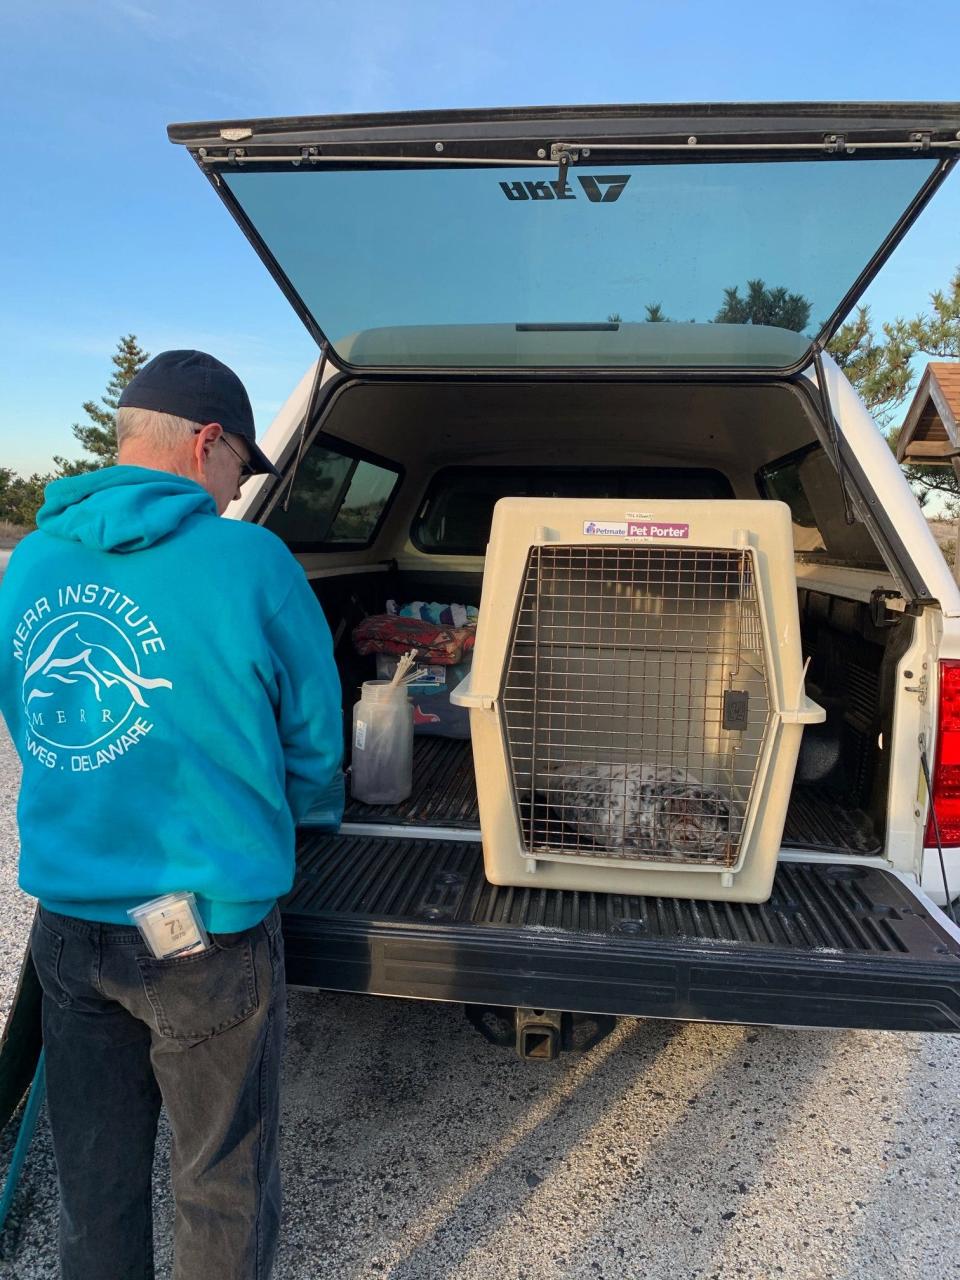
[394,599,479,627]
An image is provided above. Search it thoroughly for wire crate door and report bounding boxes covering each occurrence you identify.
[501,544,772,868]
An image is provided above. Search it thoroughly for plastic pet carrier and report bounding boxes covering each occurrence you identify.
[452,499,824,902]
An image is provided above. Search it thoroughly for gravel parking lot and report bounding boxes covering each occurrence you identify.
[0,722,959,1278]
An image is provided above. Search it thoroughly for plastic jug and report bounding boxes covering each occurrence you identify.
[350,680,414,804]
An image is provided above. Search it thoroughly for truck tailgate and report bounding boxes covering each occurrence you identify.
[282,833,960,1033]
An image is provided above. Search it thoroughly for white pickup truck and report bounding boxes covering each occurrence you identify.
[160,101,960,1052]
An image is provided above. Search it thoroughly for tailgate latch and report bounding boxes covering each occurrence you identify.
[870,588,903,629]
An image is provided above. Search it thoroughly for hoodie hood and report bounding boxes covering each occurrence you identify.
[36,466,217,553]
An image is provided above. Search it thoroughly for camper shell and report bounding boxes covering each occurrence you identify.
[163,102,960,1045]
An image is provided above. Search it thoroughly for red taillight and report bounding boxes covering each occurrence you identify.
[925,659,960,847]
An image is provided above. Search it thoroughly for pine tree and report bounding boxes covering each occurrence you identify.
[54,334,150,475]
[0,466,54,529]
[714,279,812,332]
[827,305,915,428]
[828,269,960,508]
[905,266,960,358]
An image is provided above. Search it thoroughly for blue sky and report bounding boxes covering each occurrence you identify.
[2,0,959,476]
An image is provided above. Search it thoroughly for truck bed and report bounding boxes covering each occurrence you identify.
[342,737,881,853]
[282,824,960,1034]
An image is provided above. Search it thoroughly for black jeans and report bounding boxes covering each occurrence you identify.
[30,904,286,1280]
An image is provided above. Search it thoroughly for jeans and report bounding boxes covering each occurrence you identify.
[30,903,286,1280]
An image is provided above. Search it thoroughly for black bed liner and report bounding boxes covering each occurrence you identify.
[282,832,960,1032]
[343,737,881,853]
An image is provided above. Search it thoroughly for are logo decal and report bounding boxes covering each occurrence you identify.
[500,175,631,203]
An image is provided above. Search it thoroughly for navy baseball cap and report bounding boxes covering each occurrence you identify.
[118,349,280,478]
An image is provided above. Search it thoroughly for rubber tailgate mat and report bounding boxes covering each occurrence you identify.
[344,739,880,853]
[285,833,959,959]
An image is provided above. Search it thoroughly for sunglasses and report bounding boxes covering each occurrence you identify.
[195,428,255,484]
[218,433,256,484]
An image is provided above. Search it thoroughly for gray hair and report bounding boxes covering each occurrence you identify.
[116,406,201,451]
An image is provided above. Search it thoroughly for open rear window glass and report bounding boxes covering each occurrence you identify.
[759,446,885,568]
[266,439,400,550]
[220,156,940,369]
[413,466,733,555]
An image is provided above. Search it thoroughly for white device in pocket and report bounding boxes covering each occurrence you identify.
[128,892,209,959]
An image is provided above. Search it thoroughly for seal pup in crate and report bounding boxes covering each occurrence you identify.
[534,761,732,858]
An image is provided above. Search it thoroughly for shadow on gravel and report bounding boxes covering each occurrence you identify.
[557,1024,844,1280]
[276,991,844,1280]
[829,1033,960,1280]
[0,987,854,1280]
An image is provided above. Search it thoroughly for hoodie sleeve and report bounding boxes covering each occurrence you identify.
[263,570,344,828]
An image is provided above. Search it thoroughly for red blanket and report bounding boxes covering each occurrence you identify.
[352,614,476,665]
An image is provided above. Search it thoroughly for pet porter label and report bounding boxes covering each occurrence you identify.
[627,521,690,539]
[582,519,690,539]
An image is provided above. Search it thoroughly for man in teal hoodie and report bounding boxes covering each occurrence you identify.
[0,350,344,1279]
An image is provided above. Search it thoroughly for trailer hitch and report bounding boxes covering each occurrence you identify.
[463,1004,617,1060]
[515,1008,564,1060]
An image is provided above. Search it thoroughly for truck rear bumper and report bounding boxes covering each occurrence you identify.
[282,834,960,1033]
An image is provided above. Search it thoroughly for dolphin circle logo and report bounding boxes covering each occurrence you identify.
[21,610,173,750]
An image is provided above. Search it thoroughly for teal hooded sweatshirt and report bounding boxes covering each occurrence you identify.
[0,466,344,930]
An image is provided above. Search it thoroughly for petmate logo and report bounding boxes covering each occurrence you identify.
[583,520,628,537]
[13,583,173,773]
